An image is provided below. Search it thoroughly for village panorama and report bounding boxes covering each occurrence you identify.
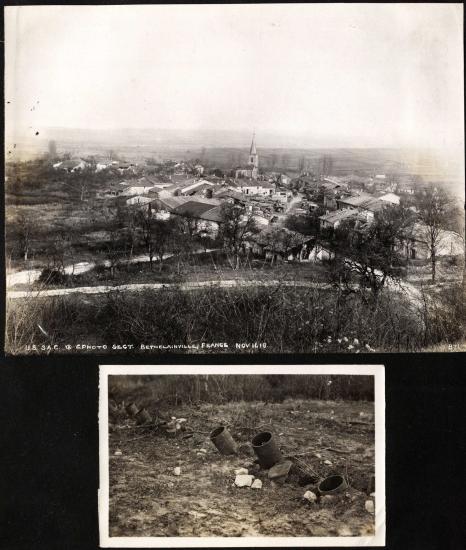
[5,133,465,355]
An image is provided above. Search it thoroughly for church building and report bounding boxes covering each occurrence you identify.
[235,133,259,180]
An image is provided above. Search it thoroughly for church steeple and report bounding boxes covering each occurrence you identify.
[248,132,259,175]
[249,132,257,156]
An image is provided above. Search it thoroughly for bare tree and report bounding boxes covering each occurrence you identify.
[137,203,157,270]
[17,214,32,262]
[219,203,258,269]
[326,206,413,306]
[416,185,452,283]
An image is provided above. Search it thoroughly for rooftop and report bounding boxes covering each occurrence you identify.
[319,209,361,224]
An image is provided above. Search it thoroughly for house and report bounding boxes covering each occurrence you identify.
[126,196,153,207]
[194,164,205,175]
[121,185,155,197]
[213,189,246,204]
[280,174,292,186]
[180,179,215,197]
[170,201,223,237]
[308,244,335,263]
[53,159,88,172]
[272,190,292,203]
[237,181,275,197]
[250,227,310,262]
[401,223,463,260]
[95,160,114,171]
[336,193,385,221]
[379,192,401,205]
[319,209,361,230]
[97,184,125,199]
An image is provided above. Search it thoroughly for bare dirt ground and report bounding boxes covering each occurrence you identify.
[108,398,375,538]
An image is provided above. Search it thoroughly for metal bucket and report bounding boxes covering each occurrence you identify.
[125,403,139,416]
[210,426,238,455]
[135,408,153,425]
[318,474,348,495]
[251,431,283,469]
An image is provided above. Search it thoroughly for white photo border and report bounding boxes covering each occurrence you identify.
[99,364,385,547]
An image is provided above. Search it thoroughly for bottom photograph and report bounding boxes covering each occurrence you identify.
[99,365,385,547]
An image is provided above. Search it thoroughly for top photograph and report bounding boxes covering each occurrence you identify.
[4,4,465,355]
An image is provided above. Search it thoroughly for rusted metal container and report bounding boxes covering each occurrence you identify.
[251,431,283,469]
[125,403,139,417]
[135,408,153,425]
[318,474,348,495]
[210,426,238,455]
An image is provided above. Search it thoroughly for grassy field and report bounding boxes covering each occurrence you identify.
[108,396,375,538]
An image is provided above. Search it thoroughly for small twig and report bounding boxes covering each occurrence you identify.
[346,420,373,426]
[115,423,160,430]
[126,433,152,442]
[323,447,351,455]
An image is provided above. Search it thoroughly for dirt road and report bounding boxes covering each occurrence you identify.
[7,279,333,299]
[6,248,220,287]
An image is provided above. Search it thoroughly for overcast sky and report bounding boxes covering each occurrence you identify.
[5,4,464,150]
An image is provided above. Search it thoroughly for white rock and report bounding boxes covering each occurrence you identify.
[370,492,376,498]
[234,474,254,487]
[303,490,317,502]
[338,526,353,536]
[199,448,207,453]
[114,450,122,456]
[365,500,375,514]
[234,467,249,475]
[315,453,322,459]
[171,416,177,420]
[324,459,333,465]
[173,467,181,476]
[177,418,187,423]
[175,423,181,430]
[251,479,263,489]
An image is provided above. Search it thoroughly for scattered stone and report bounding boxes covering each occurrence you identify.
[324,459,333,466]
[114,450,122,456]
[315,453,322,459]
[338,526,353,536]
[177,418,187,423]
[199,448,207,454]
[303,490,317,503]
[268,460,293,482]
[234,474,254,487]
[365,500,375,514]
[234,467,249,475]
[173,467,181,476]
[251,479,263,489]
[370,492,376,498]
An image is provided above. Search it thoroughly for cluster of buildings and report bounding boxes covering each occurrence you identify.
[93,134,295,237]
[54,133,462,265]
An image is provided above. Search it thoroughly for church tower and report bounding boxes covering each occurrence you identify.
[248,132,259,179]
